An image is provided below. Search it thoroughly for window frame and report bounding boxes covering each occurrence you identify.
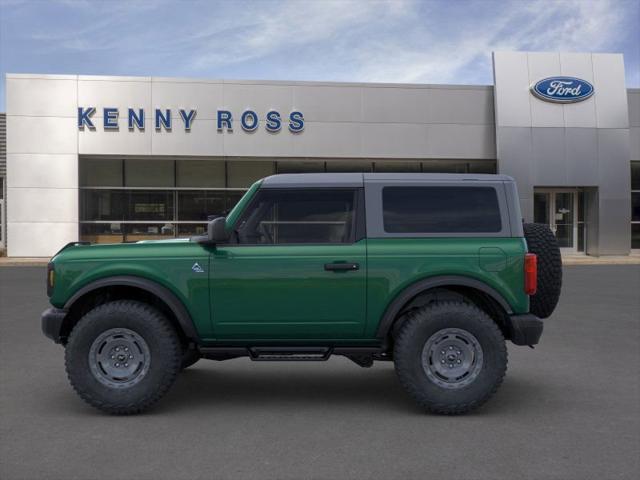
[364,180,512,238]
[227,187,364,246]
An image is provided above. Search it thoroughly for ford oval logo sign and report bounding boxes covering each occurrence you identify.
[531,77,594,103]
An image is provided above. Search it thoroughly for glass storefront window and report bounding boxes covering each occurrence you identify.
[226,191,245,213]
[631,162,640,191]
[533,192,549,224]
[374,161,420,172]
[80,158,123,187]
[125,159,174,187]
[124,223,176,242]
[325,161,372,172]
[577,190,587,253]
[633,224,640,249]
[468,161,497,174]
[277,161,325,173]
[227,161,274,188]
[178,191,226,221]
[177,223,208,237]
[78,157,500,244]
[422,161,465,173]
[80,223,125,244]
[177,160,225,188]
[80,190,126,221]
[128,190,174,221]
[631,192,640,222]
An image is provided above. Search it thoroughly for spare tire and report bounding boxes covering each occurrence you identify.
[523,223,562,318]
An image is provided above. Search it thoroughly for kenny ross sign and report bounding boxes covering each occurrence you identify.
[77,107,305,133]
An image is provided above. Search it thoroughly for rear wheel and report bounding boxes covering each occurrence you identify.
[65,300,182,415]
[394,301,507,414]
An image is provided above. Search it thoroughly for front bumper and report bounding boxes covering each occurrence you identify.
[507,314,543,346]
[41,307,68,344]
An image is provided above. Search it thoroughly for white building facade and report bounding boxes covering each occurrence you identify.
[3,51,640,257]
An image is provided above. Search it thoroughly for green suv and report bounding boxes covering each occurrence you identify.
[42,173,562,415]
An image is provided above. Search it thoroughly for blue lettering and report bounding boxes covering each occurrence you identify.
[265,110,281,132]
[179,109,197,130]
[128,108,145,130]
[77,107,96,129]
[155,109,172,130]
[241,110,259,132]
[217,110,233,131]
[288,111,304,133]
[103,108,119,129]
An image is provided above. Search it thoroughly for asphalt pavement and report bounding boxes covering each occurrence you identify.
[1,265,639,480]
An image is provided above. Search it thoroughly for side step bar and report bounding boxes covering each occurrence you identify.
[249,347,331,361]
[199,346,390,367]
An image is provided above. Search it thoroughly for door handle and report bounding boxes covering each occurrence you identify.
[324,262,359,272]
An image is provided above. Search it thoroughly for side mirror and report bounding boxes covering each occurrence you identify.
[207,217,230,244]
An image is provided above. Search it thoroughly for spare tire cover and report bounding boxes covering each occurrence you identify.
[523,223,562,319]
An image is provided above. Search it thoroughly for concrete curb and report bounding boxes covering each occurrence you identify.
[0,258,51,266]
[561,256,640,265]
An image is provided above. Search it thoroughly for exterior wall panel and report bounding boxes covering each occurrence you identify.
[79,119,151,156]
[565,128,599,185]
[560,53,597,128]
[7,154,78,188]
[493,51,631,255]
[592,54,629,128]
[6,76,77,118]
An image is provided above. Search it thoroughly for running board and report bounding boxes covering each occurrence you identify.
[249,347,332,361]
[198,346,388,367]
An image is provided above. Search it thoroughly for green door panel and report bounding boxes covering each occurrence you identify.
[364,237,528,338]
[210,240,367,340]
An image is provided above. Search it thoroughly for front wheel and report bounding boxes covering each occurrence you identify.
[393,301,507,415]
[65,300,182,415]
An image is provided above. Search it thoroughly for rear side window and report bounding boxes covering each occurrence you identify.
[382,186,502,233]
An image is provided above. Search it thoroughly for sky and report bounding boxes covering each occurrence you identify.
[0,0,639,111]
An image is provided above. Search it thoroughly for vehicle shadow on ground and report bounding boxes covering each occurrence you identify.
[159,363,413,413]
[42,361,549,417]
[152,361,548,417]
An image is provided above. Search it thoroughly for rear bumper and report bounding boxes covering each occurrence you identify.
[507,313,543,346]
[41,307,68,344]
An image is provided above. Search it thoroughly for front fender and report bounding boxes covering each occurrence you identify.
[63,275,200,341]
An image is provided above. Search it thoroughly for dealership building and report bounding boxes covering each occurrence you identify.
[1,51,639,257]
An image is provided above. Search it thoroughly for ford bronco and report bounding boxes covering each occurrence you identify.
[41,173,562,415]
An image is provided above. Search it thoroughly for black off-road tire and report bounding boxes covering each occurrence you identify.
[65,300,182,415]
[523,222,562,319]
[181,348,201,370]
[394,301,507,415]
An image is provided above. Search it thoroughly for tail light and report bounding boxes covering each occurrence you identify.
[524,253,537,295]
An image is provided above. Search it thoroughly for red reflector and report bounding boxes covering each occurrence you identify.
[524,253,537,295]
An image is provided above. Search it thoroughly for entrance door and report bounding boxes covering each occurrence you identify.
[534,189,578,253]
